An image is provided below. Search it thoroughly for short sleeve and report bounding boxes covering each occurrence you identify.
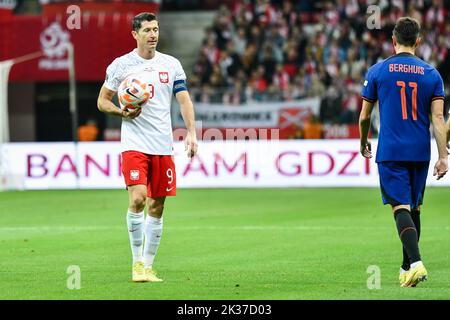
[361,65,378,103]
[431,70,445,101]
[103,59,123,92]
[174,59,186,82]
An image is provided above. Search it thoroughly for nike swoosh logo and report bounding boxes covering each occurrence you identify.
[128,229,139,232]
[166,187,174,192]
[126,88,139,99]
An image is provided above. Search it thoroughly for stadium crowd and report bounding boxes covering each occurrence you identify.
[189,0,450,125]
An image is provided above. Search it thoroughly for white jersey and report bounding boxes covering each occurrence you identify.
[103,49,186,155]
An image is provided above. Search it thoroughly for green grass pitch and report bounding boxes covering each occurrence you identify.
[0,188,449,300]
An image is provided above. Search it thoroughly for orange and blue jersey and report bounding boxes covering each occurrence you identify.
[361,52,445,163]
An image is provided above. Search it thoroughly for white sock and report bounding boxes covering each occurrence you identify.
[410,261,423,269]
[400,267,408,274]
[126,210,145,265]
[143,215,163,268]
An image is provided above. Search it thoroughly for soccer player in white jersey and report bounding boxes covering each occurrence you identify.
[97,12,197,282]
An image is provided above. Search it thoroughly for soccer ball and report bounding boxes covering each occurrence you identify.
[118,75,150,110]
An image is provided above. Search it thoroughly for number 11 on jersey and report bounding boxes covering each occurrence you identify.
[396,81,418,121]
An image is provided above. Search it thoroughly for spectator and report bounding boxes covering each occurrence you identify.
[208,65,225,103]
[283,46,299,78]
[266,84,282,101]
[340,83,362,124]
[232,26,248,56]
[306,73,326,97]
[259,43,277,82]
[223,79,246,105]
[241,42,258,75]
[193,52,212,84]
[248,24,264,47]
[202,37,221,65]
[319,87,342,124]
[78,119,98,142]
[213,5,233,50]
[303,114,322,139]
[249,65,268,101]
[272,63,289,93]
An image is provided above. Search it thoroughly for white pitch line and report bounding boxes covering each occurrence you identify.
[0,225,449,232]
[0,226,118,232]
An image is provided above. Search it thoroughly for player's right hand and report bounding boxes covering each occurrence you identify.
[433,158,448,180]
[185,133,198,159]
[360,141,372,158]
[122,107,142,119]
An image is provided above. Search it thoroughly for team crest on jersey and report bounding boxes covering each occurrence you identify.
[159,72,169,83]
[130,170,140,181]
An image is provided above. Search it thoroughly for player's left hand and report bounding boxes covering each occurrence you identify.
[433,158,448,180]
[185,133,198,159]
[360,141,372,158]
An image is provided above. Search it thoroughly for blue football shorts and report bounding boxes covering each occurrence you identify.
[377,161,429,209]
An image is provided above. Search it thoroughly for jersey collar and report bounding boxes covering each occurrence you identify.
[385,52,421,62]
[132,49,159,62]
[393,52,416,57]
